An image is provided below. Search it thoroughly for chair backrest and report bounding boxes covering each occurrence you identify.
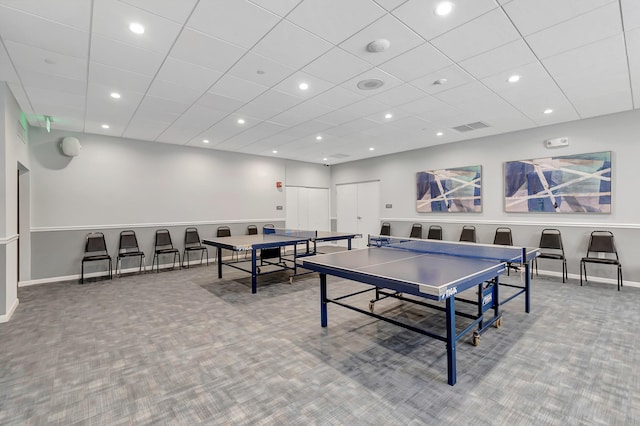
[263,224,274,233]
[380,222,391,236]
[155,229,174,249]
[217,226,231,237]
[409,223,422,239]
[119,230,140,253]
[459,226,476,243]
[85,232,108,255]
[184,227,201,246]
[539,229,564,252]
[493,227,513,246]
[247,225,258,235]
[586,231,618,259]
[427,225,443,240]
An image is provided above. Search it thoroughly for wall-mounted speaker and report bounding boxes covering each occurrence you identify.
[61,137,82,157]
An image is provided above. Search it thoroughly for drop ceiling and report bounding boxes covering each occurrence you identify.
[0,0,638,164]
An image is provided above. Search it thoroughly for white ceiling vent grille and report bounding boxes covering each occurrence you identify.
[452,121,490,132]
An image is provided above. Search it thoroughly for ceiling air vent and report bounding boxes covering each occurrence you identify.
[451,121,490,133]
[329,153,350,159]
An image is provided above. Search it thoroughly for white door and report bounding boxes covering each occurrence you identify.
[337,181,380,249]
[285,186,330,232]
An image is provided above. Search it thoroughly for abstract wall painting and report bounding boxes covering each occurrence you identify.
[504,151,611,213]
[416,165,482,213]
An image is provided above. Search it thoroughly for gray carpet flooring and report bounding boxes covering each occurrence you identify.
[0,260,638,425]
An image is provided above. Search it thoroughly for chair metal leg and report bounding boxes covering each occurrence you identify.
[81,261,84,284]
[580,261,584,286]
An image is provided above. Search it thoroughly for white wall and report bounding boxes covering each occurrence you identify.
[27,129,330,282]
[331,109,640,285]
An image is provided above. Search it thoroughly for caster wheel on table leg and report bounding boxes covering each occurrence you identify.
[369,301,375,313]
[472,333,480,347]
[495,317,502,328]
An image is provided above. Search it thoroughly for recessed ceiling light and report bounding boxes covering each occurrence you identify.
[110,92,121,99]
[129,22,145,34]
[369,147,375,151]
[299,82,309,90]
[237,118,245,124]
[435,1,454,16]
[272,150,278,154]
[544,109,553,114]
[384,113,393,119]
[507,74,521,83]
[323,158,328,161]
[203,139,209,143]
[436,131,444,136]
[316,135,323,141]
[101,124,110,129]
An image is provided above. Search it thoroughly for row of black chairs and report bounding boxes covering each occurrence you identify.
[381,222,622,291]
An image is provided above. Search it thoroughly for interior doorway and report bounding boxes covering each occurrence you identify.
[336,181,380,249]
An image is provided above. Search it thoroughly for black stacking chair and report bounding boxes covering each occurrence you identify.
[534,229,567,283]
[459,226,476,243]
[409,223,422,239]
[182,227,208,268]
[81,232,112,284]
[116,230,145,277]
[247,225,258,235]
[380,222,391,236]
[216,225,237,261]
[493,227,513,246]
[427,225,443,240]
[152,229,181,272]
[493,227,516,275]
[580,231,622,291]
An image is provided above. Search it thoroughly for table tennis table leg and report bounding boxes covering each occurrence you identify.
[217,248,223,279]
[320,273,328,327]
[347,238,352,250]
[524,261,531,313]
[445,296,456,386]
[251,249,257,294]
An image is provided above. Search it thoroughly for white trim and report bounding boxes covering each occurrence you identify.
[380,218,640,230]
[0,299,19,323]
[0,234,19,244]
[534,268,638,288]
[31,219,286,233]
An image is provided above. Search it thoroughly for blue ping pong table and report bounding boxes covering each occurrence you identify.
[302,236,539,385]
[203,228,358,294]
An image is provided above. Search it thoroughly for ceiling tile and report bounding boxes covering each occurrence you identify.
[251,20,332,69]
[372,0,409,11]
[392,0,498,41]
[247,0,303,17]
[525,2,622,59]
[626,27,640,106]
[340,67,404,95]
[339,14,425,66]
[270,102,333,126]
[5,40,87,81]
[458,39,538,80]
[303,48,372,85]
[272,71,334,99]
[123,117,171,141]
[119,0,198,24]
[187,1,280,48]
[480,61,554,96]
[217,121,289,150]
[431,8,521,62]
[286,0,386,44]
[85,83,144,123]
[409,65,474,94]
[209,74,269,102]
[155,57,223,93]
[19,69,86,96]
[170,29,246,73]
[503,0,616,36]
[91,34,164,77]
[0,0,91,31]
[235,89,302,120]
[147,80,206,105]
[26,86,85,113]
[377,42,452,81]
[88,62,152,94]
[434,81,494,106]
[228,52,295,87]
[0,42,19,83]
[0,6,89,58]
[369,83,426,107]
[311,86,364,109]
[622,0,640,30]
[196,92,245,113]
[134,95,189,122]
[92,0,183,55]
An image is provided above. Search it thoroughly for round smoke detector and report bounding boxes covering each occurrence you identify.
[357,78,385,90]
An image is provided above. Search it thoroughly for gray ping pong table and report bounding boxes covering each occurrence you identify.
[203,228,358,293]
[302,235,539,385]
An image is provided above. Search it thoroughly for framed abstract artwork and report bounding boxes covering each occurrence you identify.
[504,151,611,213]
[416,165,482,212]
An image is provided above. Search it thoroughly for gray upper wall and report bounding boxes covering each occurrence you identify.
[29,128,329,230]
[331,108,640,225]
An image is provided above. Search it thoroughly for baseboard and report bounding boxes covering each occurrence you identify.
[0,298,19,323]
[19,258,215,287]
[533,268,638,288]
